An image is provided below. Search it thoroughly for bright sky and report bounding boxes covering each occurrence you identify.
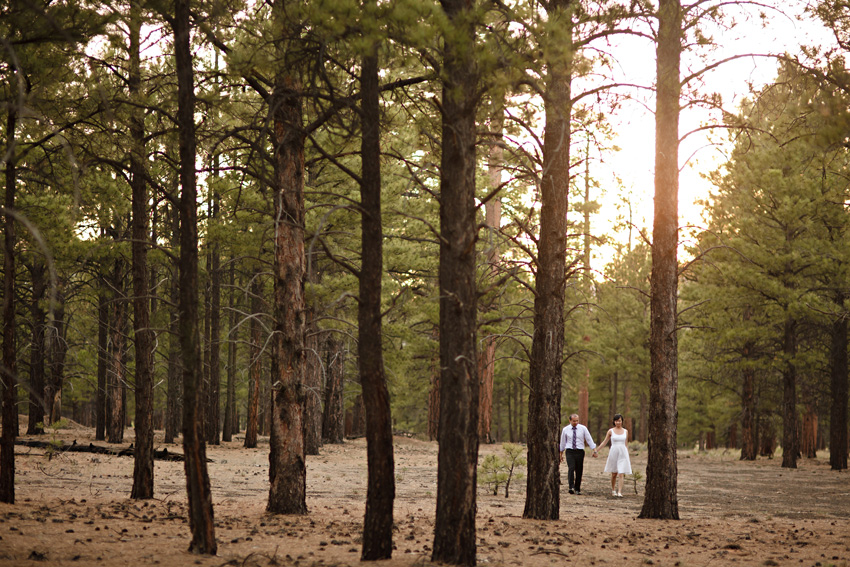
[590,1,837,268]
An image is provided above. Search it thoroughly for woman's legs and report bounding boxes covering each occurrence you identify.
[610,473,617,494]
[616,473,624,495]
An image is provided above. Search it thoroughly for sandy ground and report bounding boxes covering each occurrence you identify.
[2,420,849,567]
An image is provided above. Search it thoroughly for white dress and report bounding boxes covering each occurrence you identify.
[603,430,632,475]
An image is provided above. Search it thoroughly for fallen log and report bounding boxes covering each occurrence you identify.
[15,439,204,462]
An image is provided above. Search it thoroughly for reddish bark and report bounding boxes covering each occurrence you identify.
[266,0,307,515]
[478,106,503,445]
[706,430,716,451]
[801,409,817,459]
[477,338,496,444]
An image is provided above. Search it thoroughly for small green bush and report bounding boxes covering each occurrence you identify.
[479,443,526,498]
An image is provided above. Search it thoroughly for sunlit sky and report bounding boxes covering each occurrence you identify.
[588,1,837,269]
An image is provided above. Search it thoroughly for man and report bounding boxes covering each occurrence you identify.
[559,413,598,495]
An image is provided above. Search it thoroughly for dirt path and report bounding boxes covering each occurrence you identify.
[2,424,848,567]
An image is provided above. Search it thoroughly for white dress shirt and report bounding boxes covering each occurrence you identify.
[559,423,597,451]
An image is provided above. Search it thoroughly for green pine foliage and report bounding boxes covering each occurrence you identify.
[5,0,845,460]
[680,61,850,451]
[478,443,526,497]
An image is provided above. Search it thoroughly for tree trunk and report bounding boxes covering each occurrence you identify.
[303,313,322,455]
[507,377,514,442]
[322,336,344,444]
[165,202,182,444]
[639,0,681,521]
[610,371,619,420]
[244,275,262,449]
[261,364,271,437]
[524,0,572,523]
[96,274,108,441]
[623,381,633,441]
[801,408,817,459]
[106,262,126,444]
[517,379,525,442]
[578,381,589,435]
[759,415,776,457]
[202,268,211,441]
[27,260,47,435]
[829,303,848,470]
[266,0,307,515]
[222,263,237,442]
[129,0,154,499]
[740,304,756,460]
[359,35,395,560]
[728,422,737,450]
[347,393,366,437]
[428,351,439,441]
[432,1,479,563]
[581,141,594,436]
[303,240,322,455]
[478,103,503,445]
[477,339,496,444]
[175,0,216,553]
[740,346,756,460]
[1,103,18,504]
[206,193,221,446]
[42,280,68,427]
[781,315,798,469]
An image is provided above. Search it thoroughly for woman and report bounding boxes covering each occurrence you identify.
[596,413,632,497]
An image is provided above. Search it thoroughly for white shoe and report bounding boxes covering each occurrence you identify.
[612,490,617,496]
[616,492,623,497]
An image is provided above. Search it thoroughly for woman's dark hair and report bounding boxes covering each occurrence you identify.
[613,413,624,425]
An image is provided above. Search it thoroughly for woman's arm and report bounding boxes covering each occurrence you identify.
[597,429,612,450]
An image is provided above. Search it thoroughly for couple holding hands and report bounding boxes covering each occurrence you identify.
[558,413,632,497]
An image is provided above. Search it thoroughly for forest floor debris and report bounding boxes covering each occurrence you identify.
[2,419,849,567]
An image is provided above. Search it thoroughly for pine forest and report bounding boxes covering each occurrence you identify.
[1,0,850,565]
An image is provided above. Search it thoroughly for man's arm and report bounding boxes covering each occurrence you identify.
[558,428,566,461]
[583,425,599,456]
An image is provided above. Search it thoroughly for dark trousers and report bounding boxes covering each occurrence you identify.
[565,449,586,491]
